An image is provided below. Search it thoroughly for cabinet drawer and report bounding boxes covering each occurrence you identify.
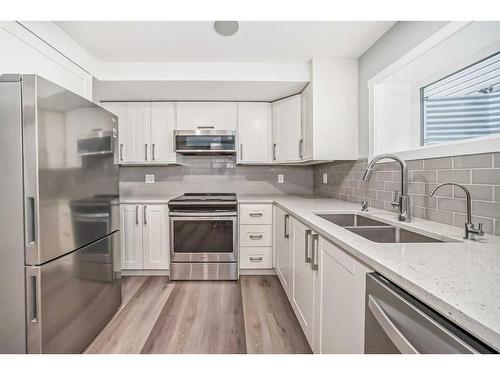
[240,247,273,269]
[240,225,272,247]
[239,204,272,224]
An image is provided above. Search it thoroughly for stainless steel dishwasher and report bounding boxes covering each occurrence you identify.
[364,273,496,354]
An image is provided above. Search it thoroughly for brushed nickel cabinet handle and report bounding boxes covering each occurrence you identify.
[249,212,263,217]
[152,144,156,161]
[143,205,147,225]
[249,256,263,262]
[120,144,124,161]
[273,143,277,161]
[249,234,263,240]
[299,139,304,159]
[284,214,289,239]
[135,206,139,225]
[240,143,243,161]
[311,233,319,271]
[304,229,312,263]
[197,125,215,129]
[145,144,148,161]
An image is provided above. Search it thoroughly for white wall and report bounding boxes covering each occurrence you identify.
[357,21,450,157]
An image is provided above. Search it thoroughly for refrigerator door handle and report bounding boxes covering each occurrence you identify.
[25,267,42,354]
[26,197,36,245]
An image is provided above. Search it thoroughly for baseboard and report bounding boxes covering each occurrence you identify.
[239,268,276,276]
[122,269,170,276]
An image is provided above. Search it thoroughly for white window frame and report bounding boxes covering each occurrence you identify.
[368,21,500,161]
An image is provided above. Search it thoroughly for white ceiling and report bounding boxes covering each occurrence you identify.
[56,21,395,63]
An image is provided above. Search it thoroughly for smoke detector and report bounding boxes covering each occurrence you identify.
[213,21,239,37]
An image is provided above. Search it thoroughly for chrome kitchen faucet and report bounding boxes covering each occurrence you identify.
[362,154,410,222]
[429,183,484,240]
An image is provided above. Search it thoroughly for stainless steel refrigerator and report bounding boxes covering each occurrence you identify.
[0,74,121,353]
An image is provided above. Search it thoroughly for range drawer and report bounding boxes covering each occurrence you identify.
[240,247,273,269]
[240,225,272,247]
[239,204,272,225]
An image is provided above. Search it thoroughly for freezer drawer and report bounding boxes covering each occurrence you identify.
[25,232,121,353]
[364,273,495,354]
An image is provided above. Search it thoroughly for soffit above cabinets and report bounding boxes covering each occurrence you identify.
[93,80,308,102]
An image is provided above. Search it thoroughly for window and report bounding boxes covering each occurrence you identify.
[421,51,500,145]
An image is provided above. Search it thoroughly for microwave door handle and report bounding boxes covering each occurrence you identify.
[368,295,419,354]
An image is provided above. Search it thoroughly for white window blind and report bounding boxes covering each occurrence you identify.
[422,52,500,145]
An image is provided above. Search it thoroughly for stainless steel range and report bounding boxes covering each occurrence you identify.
[168,193,238,280]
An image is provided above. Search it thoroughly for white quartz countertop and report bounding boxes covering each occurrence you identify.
[239,194,500,351]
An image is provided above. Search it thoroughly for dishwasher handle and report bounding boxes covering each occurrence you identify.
[368,294,419,354]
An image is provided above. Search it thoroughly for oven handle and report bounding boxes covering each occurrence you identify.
[169,212,237,217]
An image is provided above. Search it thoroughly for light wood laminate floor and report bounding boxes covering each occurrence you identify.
[86,275,311,354]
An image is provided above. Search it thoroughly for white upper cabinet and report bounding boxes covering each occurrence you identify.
[237,102,272,163]
[151,102,176,163]
[309,58,358,161]
[102,102,176,165]
[272,94,302,162]
[301,83,314,161]
[176,102,237,131]
[125,103,151,162]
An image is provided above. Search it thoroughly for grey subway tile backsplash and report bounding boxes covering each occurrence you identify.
[437,169,470,184]
[423,157,452,170]
[471,169,500,185]
[453,154,492,169]
[313,151,500,235]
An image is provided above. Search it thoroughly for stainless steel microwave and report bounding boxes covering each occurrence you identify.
[174,130,236,155]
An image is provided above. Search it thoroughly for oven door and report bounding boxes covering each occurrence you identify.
[170,215,237,262]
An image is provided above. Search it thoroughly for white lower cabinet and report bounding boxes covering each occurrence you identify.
[313,236,372,353]
[120,204,169,270]
[275,206,292,297]
[290,218,317,347]
[272,207,372,354]
[239,203,274,270]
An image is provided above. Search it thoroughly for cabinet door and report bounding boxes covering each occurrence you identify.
[100,102,127,163]
[314,237,371,353]
[142,205,169,269]
[275,207,292,298]
[120,205,143,269]
[125,103,151,162]
[301,84,313,160]
[176,102,237,131]
[151,102,176,163]
[291,219,317,346]
[237,102,272,163]
[272,94,302,162]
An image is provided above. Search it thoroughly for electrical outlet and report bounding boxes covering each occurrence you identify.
[145,174,155,184]
[278,174,284,184]
[323,173,328,184]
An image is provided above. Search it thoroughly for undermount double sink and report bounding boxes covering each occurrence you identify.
[316,213,445,243]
